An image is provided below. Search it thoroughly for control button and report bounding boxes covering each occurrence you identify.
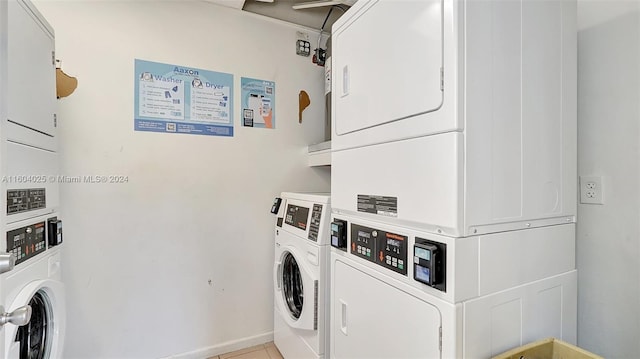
[399,260,404,266]
[392,257,397,263]
[386,259,391,265]
[386,255,391,261]
[366,248,371,255]
[392,262,397,267]
[399,264,404,270]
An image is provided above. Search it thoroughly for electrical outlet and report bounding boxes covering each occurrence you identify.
[580,176,604,205]
[296,40,311,57]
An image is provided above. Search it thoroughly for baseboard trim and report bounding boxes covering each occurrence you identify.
[162,331,274,359]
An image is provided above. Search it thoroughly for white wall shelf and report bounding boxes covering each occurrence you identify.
[308,140,331,166]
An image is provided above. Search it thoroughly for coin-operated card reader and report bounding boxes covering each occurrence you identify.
[270,197,282,214]
[413,238,446,292]
[331,219,347,251]
[47,217,63,246]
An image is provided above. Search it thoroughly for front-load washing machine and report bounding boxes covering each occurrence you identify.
[0,216,65,359]
[273,192,331,359]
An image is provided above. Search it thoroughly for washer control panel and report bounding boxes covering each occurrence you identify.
[284,204,309,231]
[6,221,46,265]
[351,224,407,275]
[351,224,375,261]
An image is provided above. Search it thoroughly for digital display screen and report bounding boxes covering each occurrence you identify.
[358,231,370,239]
[416,265,431,283]
[387,238,401,248]
[415,247,431,261]
[331,223,338,232]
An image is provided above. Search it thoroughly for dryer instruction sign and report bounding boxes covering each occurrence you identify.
[134,59,234,137]
[241,77,275,129]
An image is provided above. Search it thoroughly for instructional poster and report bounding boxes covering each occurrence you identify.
[241,77,275,129]
[134,59,234,137]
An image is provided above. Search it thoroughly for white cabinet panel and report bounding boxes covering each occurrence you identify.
[7,0,56,138]
[333,0,444,138]
[331,258,442,359]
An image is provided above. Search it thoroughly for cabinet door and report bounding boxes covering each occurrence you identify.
[331,257,442,359]
[333,0,443,137]
[7,0,56,137]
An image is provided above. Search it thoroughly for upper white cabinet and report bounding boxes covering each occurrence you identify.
[6,0,57,150]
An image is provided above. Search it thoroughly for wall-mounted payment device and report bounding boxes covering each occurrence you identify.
[47,217,62,246]
[413,238,446,292]
[7,222,46,265]
[331,219,347,251]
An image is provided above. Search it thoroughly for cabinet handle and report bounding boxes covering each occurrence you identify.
[340,300,348,335]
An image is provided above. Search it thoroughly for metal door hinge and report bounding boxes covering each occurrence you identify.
[53,114,57,128]
[440,67,444,91]
[439,326,442,351]
[51,51,55,66]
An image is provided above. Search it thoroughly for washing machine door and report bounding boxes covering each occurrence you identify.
[274,246,318,331]
[5,279,65,359]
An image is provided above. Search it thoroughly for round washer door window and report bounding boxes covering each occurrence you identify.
[16,290,53,359]
[281,252,304,319]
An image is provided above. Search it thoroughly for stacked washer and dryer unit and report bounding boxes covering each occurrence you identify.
[273,193,331,359]
[329,0,577,358]
[0,0,66,358]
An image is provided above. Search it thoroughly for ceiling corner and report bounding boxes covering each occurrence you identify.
[203,0,246,10]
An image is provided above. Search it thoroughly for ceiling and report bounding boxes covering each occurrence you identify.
[204,0,351,30]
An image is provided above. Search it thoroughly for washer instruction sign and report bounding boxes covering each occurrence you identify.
[134,59,234,136]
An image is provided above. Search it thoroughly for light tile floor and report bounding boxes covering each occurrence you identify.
[209,342,283,359]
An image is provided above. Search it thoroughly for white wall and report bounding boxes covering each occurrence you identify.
[577,1,640,358]
[32,1,330,358]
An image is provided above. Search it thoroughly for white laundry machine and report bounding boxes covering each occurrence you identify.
[328,0,577,357]
[329,213,577,358]
[0,0,66,357]
[0,217,65,359]
[273,192,331,359]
